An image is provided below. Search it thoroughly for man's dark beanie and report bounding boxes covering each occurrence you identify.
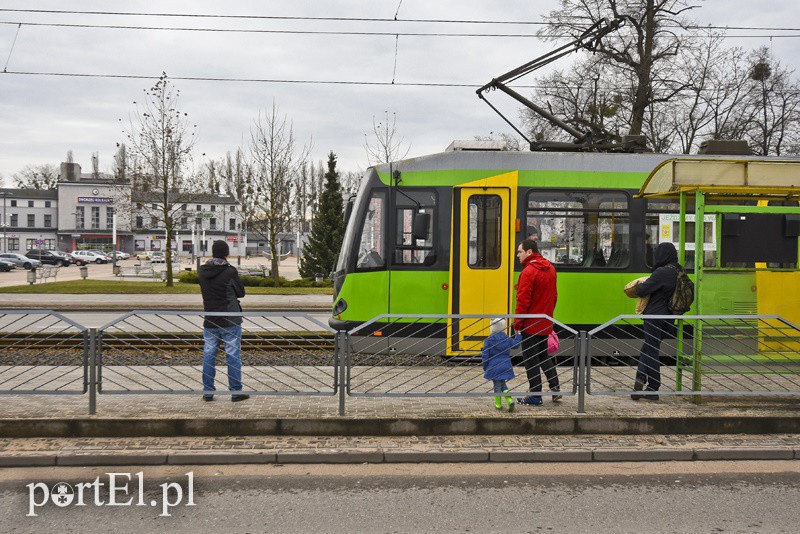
[212,240,230,258]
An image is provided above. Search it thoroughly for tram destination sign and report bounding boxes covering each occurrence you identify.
[77,196,113,203]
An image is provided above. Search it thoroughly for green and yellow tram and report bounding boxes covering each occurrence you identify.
[330,146,800,353]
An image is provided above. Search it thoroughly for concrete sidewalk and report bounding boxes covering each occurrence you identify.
[1,433,798,467]
[0,292,332,310]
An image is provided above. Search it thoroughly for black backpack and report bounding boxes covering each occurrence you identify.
[667,264,694,314]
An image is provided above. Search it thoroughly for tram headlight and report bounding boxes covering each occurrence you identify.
[333,298,347,316]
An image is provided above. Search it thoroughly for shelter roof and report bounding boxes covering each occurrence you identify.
[638,158,800,201]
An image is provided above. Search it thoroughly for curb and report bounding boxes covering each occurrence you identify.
[3,416,800,438]
[0,447,796,467]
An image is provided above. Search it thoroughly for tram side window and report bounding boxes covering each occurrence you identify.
[645,199,717,271]
[526,190,630,268]
[356,191,386,270]
[394,190,436,265]
[468,195,502,269]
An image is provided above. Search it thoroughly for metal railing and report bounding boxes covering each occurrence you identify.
[2,310,800,415]
[346,314,579,402]
[587,315,800,398]
[96,311,338,399]
[0,310,87,394]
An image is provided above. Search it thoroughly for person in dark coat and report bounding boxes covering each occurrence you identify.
[482,318,521,412]
[632,241,682,401]
[513,238,560,406]
[198,240,248,402]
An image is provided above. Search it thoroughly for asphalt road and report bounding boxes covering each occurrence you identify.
[1,462,799,533]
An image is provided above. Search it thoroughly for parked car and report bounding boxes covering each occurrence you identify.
[135,251,152,261]
[109,251,130,260]
[67,252,88,266]
[26,250,71,267]
[50,250,76,266]
[71,250,109,264]
[86,249,114,261]
[150,251,166,263]
[0,252,41,269]
[0,259,15,272]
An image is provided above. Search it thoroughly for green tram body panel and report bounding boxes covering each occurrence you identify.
[376,169,647,190]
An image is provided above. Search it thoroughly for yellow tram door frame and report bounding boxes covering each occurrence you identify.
[447,171,518,356]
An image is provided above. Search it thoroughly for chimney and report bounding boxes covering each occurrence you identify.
[60,162,82,182]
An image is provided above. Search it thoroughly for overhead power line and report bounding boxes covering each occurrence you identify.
[1,20,798,39]
[0,8,799,32]
[5,70,800,95]
[0,69,486,87]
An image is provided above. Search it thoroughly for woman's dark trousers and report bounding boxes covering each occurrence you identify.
[635,318,672,391]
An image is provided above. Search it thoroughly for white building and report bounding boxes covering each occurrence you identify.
[1,160,242,256]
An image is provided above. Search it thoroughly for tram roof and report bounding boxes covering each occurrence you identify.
[374,150,800,178]
[638,158,800,201]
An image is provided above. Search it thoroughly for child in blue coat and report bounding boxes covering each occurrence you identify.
[482,318,521,412]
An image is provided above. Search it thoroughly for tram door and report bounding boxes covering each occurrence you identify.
[447,185,514,355]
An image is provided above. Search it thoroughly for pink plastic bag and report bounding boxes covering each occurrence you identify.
[547,331,560,355]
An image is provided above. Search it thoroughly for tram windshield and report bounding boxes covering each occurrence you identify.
[335,173,370,273]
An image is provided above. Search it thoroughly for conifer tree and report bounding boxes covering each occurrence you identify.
[299,151,345,279]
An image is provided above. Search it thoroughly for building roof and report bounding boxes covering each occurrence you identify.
[132,191,239,204]
[0,188,59,200]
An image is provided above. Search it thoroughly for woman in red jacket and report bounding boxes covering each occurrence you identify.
[513,238,561,406]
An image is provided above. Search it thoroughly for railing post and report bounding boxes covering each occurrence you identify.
[88,327,97,415]
[337,331,347,416]
[577,330,587,414]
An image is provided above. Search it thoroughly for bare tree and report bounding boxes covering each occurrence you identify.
[249,101,310,285]
[120,72,198,286]
[521,57,628,145]
[746,47,800,156]
[12,164,59,189]
[538,0,699,137]
[220,148,256,256]
[363,111,411,165]
[113,143,128,182]
[340,170,363,197]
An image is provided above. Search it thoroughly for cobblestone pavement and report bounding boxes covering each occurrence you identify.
[0,433,798,455]
[2,391,800,419]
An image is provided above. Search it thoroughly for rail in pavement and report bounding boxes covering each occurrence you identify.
[1,433,798,467]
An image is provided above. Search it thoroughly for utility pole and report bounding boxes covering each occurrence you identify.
[0,191,10,254]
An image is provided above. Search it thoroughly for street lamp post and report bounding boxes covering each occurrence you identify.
[112,213,117,272]
[0,191,12,254]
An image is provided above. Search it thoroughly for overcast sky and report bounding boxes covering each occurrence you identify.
[0,0,798,184]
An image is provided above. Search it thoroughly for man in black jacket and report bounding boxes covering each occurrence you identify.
[632,242,681,401]
[199,240,248,402]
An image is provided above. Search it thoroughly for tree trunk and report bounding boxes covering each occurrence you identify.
[165,220,174,287]
[629,1,656,136]
[270,241,280,286]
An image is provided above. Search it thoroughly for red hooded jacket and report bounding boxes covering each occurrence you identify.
[514,253,557,335]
